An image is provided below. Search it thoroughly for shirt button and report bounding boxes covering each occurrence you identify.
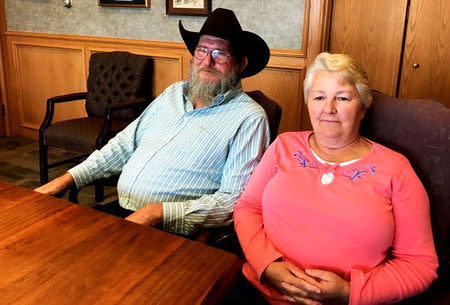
[321,172,334,184]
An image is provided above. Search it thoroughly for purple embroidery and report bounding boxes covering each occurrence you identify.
[342,169,368,181]
[293,150,378,182]
[343,165,377,181]
[293,151,318,169]
[367,164,377,174]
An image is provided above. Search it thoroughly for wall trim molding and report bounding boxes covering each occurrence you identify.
[5,30,309,71]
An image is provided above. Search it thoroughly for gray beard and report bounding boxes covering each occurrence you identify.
[187,64,239,106]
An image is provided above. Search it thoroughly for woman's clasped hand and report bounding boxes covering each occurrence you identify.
[263,262,350,305]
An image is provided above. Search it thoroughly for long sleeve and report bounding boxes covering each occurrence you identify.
[234,140,283,280]
[163,112,270,235]
[68,88,167,189]
[349,161,438,305]
[68,120,138,189]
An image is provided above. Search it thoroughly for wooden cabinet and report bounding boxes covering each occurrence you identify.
[329,0,450,106]
[398,0,450,104]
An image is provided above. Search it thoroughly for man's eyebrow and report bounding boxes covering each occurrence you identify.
[197,44,227,50]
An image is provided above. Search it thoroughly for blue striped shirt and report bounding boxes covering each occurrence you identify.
[69,81,270,235]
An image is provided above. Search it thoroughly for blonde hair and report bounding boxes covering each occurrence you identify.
[303,52,372,108]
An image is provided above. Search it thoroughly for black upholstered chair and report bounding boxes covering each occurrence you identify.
[39,51,152,202]
[361,90,450,305]
[196,90,282,248]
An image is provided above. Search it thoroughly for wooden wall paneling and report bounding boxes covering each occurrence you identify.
[243,67,304,133]
[301,0,333,130]
[329,0,408,96]
[255,51,308,133]
[399,0,450,105]
[306,0,332,66]
[299,68,312,131]
[181,53,192,80]
[150,55,184,96]
[10,42,86,137]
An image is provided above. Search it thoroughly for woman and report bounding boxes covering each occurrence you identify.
[234,53,438,305]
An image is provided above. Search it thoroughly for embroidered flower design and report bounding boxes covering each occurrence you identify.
[293,150,378,182]
[293,151,318,169]
[342,169,369,181]
[342,164,377,181]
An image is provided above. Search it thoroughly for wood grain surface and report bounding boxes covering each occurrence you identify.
[0,181,242,305]
[329,0,408,96]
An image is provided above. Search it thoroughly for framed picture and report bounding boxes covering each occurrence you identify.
[98,0,150,7]
[166,0,211,16]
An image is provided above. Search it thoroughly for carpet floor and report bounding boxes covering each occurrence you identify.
[0,136,117,207]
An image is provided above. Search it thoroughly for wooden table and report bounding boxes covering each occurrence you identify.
[0,181,242,305]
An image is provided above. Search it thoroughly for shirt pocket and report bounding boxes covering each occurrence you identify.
[176,125,230,172]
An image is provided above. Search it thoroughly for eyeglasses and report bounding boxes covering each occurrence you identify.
[194,47,233,64]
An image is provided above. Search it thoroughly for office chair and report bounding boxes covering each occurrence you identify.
[361,90,449,305]
[39,51,152,202]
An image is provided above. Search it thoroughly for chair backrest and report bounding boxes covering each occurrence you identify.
[86,51,152,121]
[360,90,450,291]
[246,90,282,143]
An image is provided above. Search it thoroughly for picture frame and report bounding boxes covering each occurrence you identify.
[98,0,150,8]
[166,0,211,16]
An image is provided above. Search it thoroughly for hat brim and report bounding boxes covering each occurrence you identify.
[179,21,270,78]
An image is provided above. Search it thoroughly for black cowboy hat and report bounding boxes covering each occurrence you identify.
[179,8,270,78]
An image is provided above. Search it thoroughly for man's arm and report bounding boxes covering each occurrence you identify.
[68,86,172,190]
[125,203,163,227]
[34,172,75,196]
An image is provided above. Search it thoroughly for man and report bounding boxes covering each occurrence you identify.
[36,8,271,236]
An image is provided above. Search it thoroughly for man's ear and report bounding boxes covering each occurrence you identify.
[237,56,248,74]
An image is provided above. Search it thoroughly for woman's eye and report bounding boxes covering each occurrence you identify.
[337,96,349,102]
[314,96,324,101]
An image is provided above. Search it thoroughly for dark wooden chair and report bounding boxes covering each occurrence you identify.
[39,51,152,202]
[361,90,450,305]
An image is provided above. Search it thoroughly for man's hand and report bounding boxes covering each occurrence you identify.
[262,261,322,305]
[34,172,74,196]
[125,203,163,227]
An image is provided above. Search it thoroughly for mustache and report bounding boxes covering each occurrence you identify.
[196,66,223,78]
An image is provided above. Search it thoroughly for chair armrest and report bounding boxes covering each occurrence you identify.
[48,92,87,104]
[39,92,87,140]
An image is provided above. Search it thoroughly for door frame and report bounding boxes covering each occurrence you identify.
[0,0,8,136]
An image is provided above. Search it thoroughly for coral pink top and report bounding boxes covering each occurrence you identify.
[234,131,438,305]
